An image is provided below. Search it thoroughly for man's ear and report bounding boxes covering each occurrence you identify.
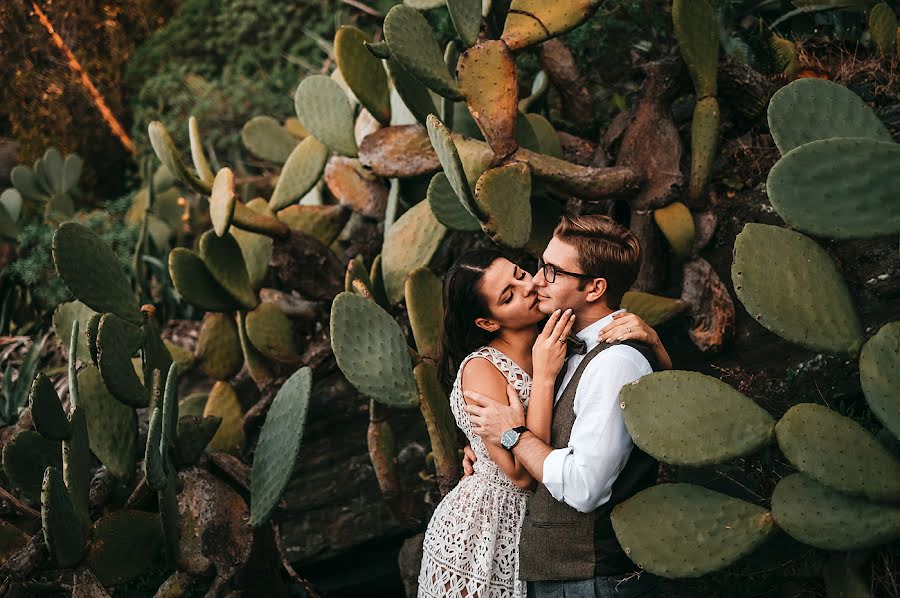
[584,278,608,304]
[474,317,500,332]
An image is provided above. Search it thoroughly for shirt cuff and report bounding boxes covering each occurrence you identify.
[541,447,572,502]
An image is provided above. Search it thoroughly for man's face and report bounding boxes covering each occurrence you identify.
[533,236,591,315]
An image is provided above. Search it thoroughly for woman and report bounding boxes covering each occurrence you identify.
[418,249,671,598]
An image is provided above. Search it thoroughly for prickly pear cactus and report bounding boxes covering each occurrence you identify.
[859,321,900,438]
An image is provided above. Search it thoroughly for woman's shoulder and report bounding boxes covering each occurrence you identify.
[458,348,508,389]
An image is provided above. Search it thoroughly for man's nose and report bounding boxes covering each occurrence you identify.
[533,269,546,286]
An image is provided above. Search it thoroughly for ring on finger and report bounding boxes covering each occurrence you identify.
[557,337,566,343]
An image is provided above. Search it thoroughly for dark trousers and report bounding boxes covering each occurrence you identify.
[527,571,660,598]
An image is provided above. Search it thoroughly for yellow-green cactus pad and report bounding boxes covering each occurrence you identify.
[52,300,97,363]
[457,40,519,159]
[232,198,274,289]
[860,321,900,438]
[241,115,298,164]
[199,230,259,310]
[406,268,444,360]
[203,381,246,454]
[238,311,275,387]
[210,168,237,237]
[474,163,532,248]
[501,0,602,51]
[382,199,448,304]
[246,303,301,364]
[196,313,243,381]
[77,365,136,481]
[169,248,243,313]
[525,113,563,158]
[426,115,481,220]
[427,172,480,231]
[672,0,719,97]
[869,2,897,56]
[335,26,391,125]
[269,136,329,211]
[653,202,695,261]
[148,121,211,195]
[689,96,719,201]
[415,362,458,492]
[277,204,351,246]
[621,291,685,327]
[294,75,358,157]
[188,116,215,187]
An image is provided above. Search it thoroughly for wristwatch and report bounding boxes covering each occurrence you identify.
[500,426,529,452]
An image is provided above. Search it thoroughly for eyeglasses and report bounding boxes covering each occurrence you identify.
[536,257,597,284]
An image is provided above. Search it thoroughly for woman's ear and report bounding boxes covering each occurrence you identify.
[474,317,500,333]
[584,277,608,304]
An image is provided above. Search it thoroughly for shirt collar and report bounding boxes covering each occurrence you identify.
[575,308,627,352]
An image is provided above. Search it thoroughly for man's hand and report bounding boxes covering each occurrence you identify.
[462,445,477,477]
[463,384,525,446]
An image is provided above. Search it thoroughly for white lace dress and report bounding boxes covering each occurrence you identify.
[418,346,532,598]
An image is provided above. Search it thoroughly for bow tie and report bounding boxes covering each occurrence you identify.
[565,336,587,358]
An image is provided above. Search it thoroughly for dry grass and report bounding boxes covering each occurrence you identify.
[794,39,900,104]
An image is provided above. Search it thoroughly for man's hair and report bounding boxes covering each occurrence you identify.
[552,214,641,308]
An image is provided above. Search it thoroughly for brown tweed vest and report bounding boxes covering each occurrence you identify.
[518,340,658,581]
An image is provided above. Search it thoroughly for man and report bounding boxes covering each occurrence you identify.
[464,214,661,598]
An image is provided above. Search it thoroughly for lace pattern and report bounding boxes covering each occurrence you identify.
[419,347,531,598]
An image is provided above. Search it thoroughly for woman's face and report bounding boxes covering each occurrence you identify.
[476,258,543,332]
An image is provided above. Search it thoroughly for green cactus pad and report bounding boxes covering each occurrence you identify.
[415,362,458,492]
[772,473,900,550]
[427,172,481,231]
[3,431,62,502]
[620,371,775,466]
[369,254,390,309]
[442,42,460,128]
[457,41,518,159]
[209,167,237,237]
[277,204,350,246]
[767,79,892,155]
[41,466,87,567]
[330,292,419,407]
[97,314,149,408]
[870,3,897,56]
[654,202,695,261]
[689,96,719,201]
[515,112,540,152]
[474,163,532,248]
[145,407,167,491]
[245,303,301,364]
[775,403,900,503]
[175,415,222,466]
[621,291,685,327]
[161,363,179,468]
[766,137,900,239]
[52,300,97,363]
[188,116,215,187]
[169,248,243,312]
[447,0,481,47]
[294,75,358,157]
[11,164,49,201]
[233,198,274,289]
[387,58,440,127]
[199,230,259,310]
[52,222,141,324]
[672,0,719,97]
[610,483,776,577]
[405,0,447,8]
[860,321,900,438]
[62,407,91,527]
[148,121,211,195]
[405,268,444,360]
[195,313,243,381]
[382,199,448,304]
[501,0,602,51]
[335,26,391,125]
[84,510,164,587]
[30,373,71,441]
[525,113,563,159]
[63,153,83,194]
[250,366,312,527]
[241,115,299,164]
[238,311,275,387]
[269,136,329,211]
[158,468,180,567]
[203,382,245,454]
[732,224,864,356]
[525,194,565,257]
[179,393,208,418]
[384,5,463,100]
[426,115,481,220]
[77,365,136,481]
[86,313,101,366]
[40,148,64,194]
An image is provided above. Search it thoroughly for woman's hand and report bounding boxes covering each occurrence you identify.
[599,311,673,370]
[532,308,576,381]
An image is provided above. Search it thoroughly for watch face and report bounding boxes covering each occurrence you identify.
[501,429,519,449]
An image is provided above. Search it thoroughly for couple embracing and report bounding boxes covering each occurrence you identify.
[417,215,670,598]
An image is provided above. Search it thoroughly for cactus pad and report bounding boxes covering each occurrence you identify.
[427,172,481,231]
[203,382,245,454]
[3,431,62,502]
[610,483,776,577]
[330,292,419,407]
[187,116,215,187]
[210,168,237,237]
[145,407,167,491]
[250,366,312,527]
[241,115,299,164]
[869,3,897,56]
[732,224,863,356]
[415,362,458,493]
[196,313,243,381]
[620,371,775,466]
[335,26,391,125]
[238,311,275,387]
[97,314,149,408]
[41,466,87,567]
[474,163,532,248]
[199,230,259,310]
[269,136,329,211]
[860,321,900,438]
[501,0,602,51]
[346,254,373,293]
[457,41,519,159]
[84,510,164,587]
[447,0,482,47]
[525,194,565,257]
[52,222,141,324]
[689,96,719,201]
[277,204,350,246]
[77,365,136,481]
[148,121,211,195]
[179,393,208,418]
[381,199,447,304]
[52,300,97,363]
[245,303,301,364]
[426,115,481,220]
[525,113,563,158]
[775,403,900,503]
[30,373,71,441]
[384,5,463,100]
[294,75,358,157]
[620,292,685,327]
[405,268,444,360]
[672,0,718,97]
[62,407,91,527]
[766,137,900,239]
[175,415,222,466]
[169,248,242,313]
[358,124,441,178]
[232,198,274,289]
[387,58,440,127]
[323,156,389,219]
[772,473,900,550]
[653,202,695,261]
[766,79,892,155]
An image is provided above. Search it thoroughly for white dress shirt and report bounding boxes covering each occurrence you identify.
[540,309,653,513]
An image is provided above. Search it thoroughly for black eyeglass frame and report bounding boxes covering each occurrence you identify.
[536,257,599,284]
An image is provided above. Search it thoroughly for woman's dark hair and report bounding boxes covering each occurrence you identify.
[437,248,506,391]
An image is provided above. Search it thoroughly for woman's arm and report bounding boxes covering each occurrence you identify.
[461,358,534,489]
[598,311,673,370]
